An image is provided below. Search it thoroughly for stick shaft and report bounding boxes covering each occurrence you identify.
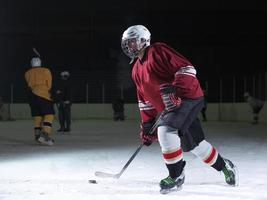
[116,110,166,178]
[95,110,166,179]
[116,143,143,178]
[32,47,41,57]
[113,110,166,179]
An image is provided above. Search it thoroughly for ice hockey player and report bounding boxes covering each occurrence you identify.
[112,98,125,121]
[25,57,55,146]
[121,25,238,194]
[0,96,4,121]
[55,71,72,132]
[244,92,264,124]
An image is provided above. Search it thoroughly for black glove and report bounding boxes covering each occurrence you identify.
[160,84,182,111]
[140,119,158,146]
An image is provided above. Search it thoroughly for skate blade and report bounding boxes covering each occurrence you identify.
[224,159,239,187]
[39,142,54,146]
[160,185,183,194]
[227,161,239,187]
[231,165,239,187]
[38,138,54,146]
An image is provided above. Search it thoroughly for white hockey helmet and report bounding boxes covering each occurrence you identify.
[60,71,70,78]
[31,57,41,67]
[121,25,151,59]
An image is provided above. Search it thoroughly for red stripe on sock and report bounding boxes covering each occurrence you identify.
[163,148,182,160]
[204,147,216,164]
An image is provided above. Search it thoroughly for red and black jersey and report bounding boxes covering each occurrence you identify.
[132,42,203,122]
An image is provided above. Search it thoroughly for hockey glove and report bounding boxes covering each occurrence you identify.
[140,119,158,146]
[159,84,182,112]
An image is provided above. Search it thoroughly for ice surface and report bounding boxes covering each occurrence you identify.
[0,120,267,200]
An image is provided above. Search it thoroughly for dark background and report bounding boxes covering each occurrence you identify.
[0,0,266,103]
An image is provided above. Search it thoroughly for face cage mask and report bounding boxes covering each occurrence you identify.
[122,36,149,58]
[121,39,139,59]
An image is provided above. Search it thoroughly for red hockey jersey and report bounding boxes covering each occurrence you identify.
[132,42,203,122]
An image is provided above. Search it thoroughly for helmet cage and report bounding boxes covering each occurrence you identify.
[122,38,148,59]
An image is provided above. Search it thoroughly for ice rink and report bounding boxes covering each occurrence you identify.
[0,119,267,200]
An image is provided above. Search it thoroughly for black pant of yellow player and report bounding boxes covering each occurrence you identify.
[28,92,55,146]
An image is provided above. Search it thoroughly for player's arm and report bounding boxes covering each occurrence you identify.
[137,89,157,123]
[137,89,158,146]
[45,69,52,90]
[24,71,30,87]
[156,43,196,85]
[156,44,196,111]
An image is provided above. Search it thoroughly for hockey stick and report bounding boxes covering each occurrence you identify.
[32,47,41,57]
[95,143,143,179]
[95,110,167,179]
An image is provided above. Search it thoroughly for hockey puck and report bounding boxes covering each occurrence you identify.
[88,179,97,184]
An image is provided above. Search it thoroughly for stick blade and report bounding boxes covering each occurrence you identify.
[95,171,119,179]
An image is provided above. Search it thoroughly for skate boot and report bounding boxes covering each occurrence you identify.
[63,126,71,132]
[159,171,185,194]
[38,132,54,146]
[222,158,238,186]
[57,127,65,133]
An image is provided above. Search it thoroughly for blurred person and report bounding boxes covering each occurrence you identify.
[112,98,125,121]
[25,57,55,146]
[55,71,72,132]
[201,90,208,122]
[244,92,264,124]
[121,25,238,194]
[0,96,4,121]
[0,96,3,108]
[0,97,13,121]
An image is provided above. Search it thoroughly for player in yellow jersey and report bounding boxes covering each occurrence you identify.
[25,57,55,146]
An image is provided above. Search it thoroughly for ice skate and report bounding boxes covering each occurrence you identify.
[159,171,185,194]
[251,120,258,125]
[57,127,65,133]
[63,127,71,132]
[222,158,238,186]
[38,132,54,146]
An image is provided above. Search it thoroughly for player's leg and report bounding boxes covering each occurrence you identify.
[191,139,238,186]
[28,94,42,142]
[39,114,55,145]
[64,105,71,132]
[156,98,204,193]
[189,119,238,186]
[118,111,124,121]
[57,104,65,131]
[201,107,207,121]
[158,125,185,193]
[38,98,55,146]
[252,113,258,124]
[33,116,42,141]
[252,107,261,124]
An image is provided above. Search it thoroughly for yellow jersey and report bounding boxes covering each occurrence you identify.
[25,67,52,100]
